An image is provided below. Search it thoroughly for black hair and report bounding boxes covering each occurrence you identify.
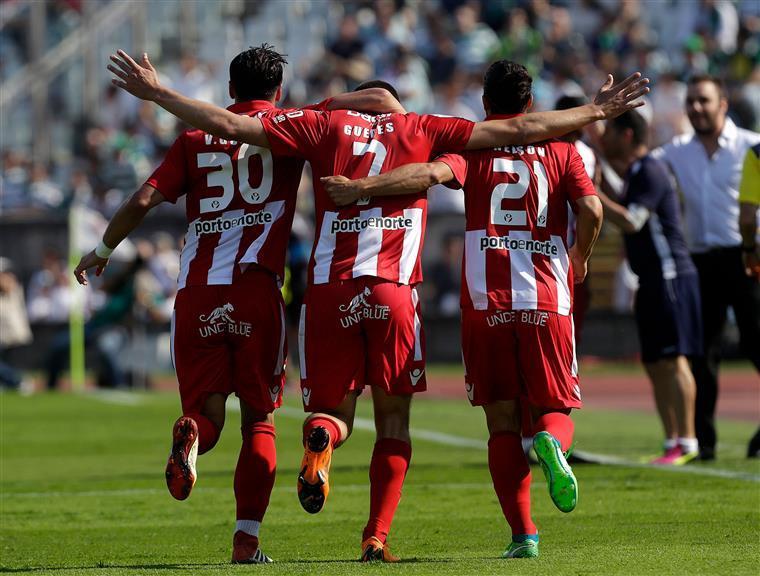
[354,79,401,103]
[554,94,587,111]
[610,110,648,146]
[229,44,287,101]
[483,60,532,115]
[687,74,727,99]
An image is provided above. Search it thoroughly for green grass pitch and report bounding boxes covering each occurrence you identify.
[2,390,758,575]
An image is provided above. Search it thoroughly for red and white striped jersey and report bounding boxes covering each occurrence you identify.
[260,109,474,285]
[437,115,596,315]
[146,101,317,290]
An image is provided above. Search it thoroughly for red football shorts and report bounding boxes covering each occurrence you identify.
[461,308,581,410]
[298,277,426,411]
[171,266,287,415]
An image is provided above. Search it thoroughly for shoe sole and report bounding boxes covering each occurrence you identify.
[165,417,198,501]
[297,466,327,514]
[297,428,331,514]
[533,431,577,513]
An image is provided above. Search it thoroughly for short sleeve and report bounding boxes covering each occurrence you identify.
[145,135,188,203]
[739,145,760,204]
[259,109,328,159]
[435,153,468,189]
[418,114,475,153]
[564,146,597,202]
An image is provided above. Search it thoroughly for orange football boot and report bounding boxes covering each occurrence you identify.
[360,536,400,562]
[297,426,333,514]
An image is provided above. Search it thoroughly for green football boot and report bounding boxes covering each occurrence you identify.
[502,537,539,558]
[533,431,578,513]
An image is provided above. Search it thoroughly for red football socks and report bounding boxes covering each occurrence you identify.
[234,422,277,523]
[488,431,537,537]
[303,416,342,447]
[534,412,574,451]
[362,438,412,543]
[186,412,220,455]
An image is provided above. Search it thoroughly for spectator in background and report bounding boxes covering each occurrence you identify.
[650,72,691,146]
[46,255,143,390]
[428,232,463,317]
[329,14,372,88]
[598,111,701,465]
[28,163,64,210]
[453,3,499,72]
[0,258,32,392]
[27,251,73,323]
[738,142,760,458]
[653,74,760,461]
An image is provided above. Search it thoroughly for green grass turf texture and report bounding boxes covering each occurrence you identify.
[2,390,758,575]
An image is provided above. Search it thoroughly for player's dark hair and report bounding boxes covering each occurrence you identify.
[687,73,727,98]
[483,60,533,115]
[610,110,648,147]
[554,94,588,111]
[229,44,287,101]
[354,79,401,103]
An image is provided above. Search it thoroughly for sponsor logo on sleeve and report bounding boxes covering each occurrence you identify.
[302,387,311,406]
[465,381,475,402]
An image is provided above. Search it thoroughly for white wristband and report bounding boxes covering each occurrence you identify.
[95,240,115,259]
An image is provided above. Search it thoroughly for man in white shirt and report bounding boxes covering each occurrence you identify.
[653,74,760,461]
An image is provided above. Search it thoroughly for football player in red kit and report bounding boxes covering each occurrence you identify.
[75,45,403,564]
[107,49,646,561]
[322,61,609,559]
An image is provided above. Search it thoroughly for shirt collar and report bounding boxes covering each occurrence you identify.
[226,100,275,114]
[717,117,737,148]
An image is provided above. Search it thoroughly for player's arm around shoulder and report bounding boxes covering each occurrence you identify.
[324,88,407,114]
[322,162,456,207]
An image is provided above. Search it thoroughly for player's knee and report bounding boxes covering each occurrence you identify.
[483,401,520,435]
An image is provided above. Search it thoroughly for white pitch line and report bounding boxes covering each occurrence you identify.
[86,395,760,483]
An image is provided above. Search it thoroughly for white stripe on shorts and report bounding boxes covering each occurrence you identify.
[274,302,286,376]
[411,287,422,361]
[298,304,307,378]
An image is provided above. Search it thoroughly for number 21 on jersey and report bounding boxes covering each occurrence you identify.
[490,158,549,227]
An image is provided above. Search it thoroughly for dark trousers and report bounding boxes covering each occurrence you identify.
[691,247,760,455]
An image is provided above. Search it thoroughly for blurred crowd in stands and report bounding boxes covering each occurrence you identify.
[1,0,758,330]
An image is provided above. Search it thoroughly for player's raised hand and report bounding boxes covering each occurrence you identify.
[108,50,161,101]
[593,72,650,119]
[73,250,109,286]
[322,175,362,206]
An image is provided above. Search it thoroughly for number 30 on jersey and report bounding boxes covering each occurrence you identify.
[197,144,273,213]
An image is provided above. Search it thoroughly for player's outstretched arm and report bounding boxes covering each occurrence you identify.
[322,162,454,206]
[570,195,603,283]
[326,88,407,114]
[73,184,166,286]
[465,73,649,150]
[108,50,269,147]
